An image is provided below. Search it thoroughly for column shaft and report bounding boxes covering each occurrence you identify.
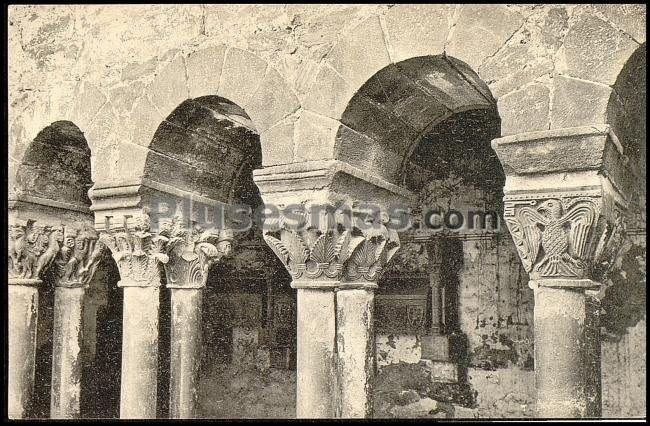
[430,276,443,334]
[336,287,375,418]
[81,297,99,366]
[120,285,160,419]
[533,284,589,417]
[8,283,40,419]
[169,288,202,419]
[295,287,337,418]
[50,286,86,418]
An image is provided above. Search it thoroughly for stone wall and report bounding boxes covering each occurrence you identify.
[8,4,646,419]
[8,5,645,187]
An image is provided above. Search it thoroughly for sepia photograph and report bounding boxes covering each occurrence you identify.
[5,3,646,420]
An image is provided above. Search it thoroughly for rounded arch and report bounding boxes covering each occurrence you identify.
[299,7,646,156]
[607,43,646,182]
[332,54,497,185]
[11,120,93,213]
[58,45,300,190]
[143,95,261,204]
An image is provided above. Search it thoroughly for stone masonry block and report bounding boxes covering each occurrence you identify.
[325,15,391,89]
[550,75,611,129]
[498,83,550,136]
[384,4,454,63]
[446,4,525,71]
[185,44,228,99]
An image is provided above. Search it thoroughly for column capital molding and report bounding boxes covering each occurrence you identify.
[492,124,631,201]
[252,159,415,211]
[97,209,167,288]
[263,208,400,284]
[8,219,64,282]
[492,124,631,283]
[51,223,105,289]
[157,214,234,289]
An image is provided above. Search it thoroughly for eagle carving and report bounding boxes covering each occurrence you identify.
[505,198,599,278]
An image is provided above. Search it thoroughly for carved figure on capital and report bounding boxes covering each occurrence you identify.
[8,219,64,280]
[52,224,105,287]
[504,195,626,280]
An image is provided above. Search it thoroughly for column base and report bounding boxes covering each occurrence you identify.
[419,359,459,384]
[420,334,451,361]
[420,334,458,383]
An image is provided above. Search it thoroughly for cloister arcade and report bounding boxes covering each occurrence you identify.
[7,4,646,419]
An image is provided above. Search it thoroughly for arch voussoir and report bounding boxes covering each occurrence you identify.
[185,44,228,99]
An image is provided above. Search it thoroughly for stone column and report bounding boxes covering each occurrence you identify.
[8,221,63,419]
[427,239,444,334]
[492,125,630,418]
[98,211,168,419]
[157,216,234,418]
[292,280,338,418]
[8,280,42,419]
[263,213,399,418]
[50,224,104,419]
[335,283,376,418]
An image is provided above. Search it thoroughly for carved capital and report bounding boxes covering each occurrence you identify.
[97,208,167,287]
[157,214,234,289]
[493,125,631,284]
[263,210,400,283]
[8,219,64,282]
[504,193,626,281]
[51,223,105,288]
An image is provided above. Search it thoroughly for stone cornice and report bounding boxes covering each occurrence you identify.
[492,125,630,197]
[252,159,415,207]
[8,193,92,215]
[89,178,231,232]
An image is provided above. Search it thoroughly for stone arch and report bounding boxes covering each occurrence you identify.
[83,45,299,190]
[10,120,94,221]
[142,95,261,204]
[299,6,646,160]
[332,54,498,186]
[606,43,646,204]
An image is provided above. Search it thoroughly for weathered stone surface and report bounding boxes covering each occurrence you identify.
[292,109,338,162]
[467,368,535,418]
[550,75,611,129]
[50,287,85,419]
[383,4,454,63]
[594,4,646,43]
[120,286,160,418]
[480,8,567,98]
[218,47,268,109]
[559,13,640,86]
[534,286,590,417]
[492,125,624,177]
[302,62,356,120]
[260,119,295,167]
[498,83,550,135]
[336,289,375,418]
[376,335,421,366]
[129,95,167,147]
[247,67,300,133]
[8,285,40,419]
[145,53,189,117]
[70,82,108,132]
[446,5,525,70]
[6,5,647,420]
[184,45,227,98]
[83,102,117,153]
[294,289,336,418]
[325,15,391,88]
